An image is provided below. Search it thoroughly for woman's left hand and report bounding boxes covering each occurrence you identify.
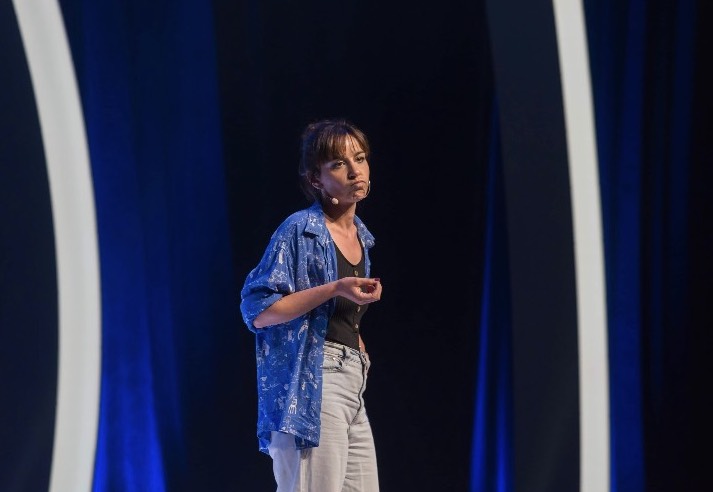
[336,277,382,305]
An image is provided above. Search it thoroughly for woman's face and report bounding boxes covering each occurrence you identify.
[315,136,370,205]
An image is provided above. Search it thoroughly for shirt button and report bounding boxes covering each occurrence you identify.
[355,323,359,329]
[356,306,361,312]
[354,270,359,276]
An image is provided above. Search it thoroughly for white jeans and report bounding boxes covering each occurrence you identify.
[268,341,379,491]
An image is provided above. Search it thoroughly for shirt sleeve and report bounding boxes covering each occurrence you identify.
[240,232,297,333]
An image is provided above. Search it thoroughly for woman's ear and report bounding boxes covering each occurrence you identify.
[310,173,321,189]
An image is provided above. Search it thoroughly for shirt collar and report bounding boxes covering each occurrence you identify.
[303,201,375,248]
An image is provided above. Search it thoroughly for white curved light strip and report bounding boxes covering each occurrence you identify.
[551,1,610,492]
[12,1,101,491]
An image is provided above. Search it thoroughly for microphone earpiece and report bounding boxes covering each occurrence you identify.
[330,197,339,205]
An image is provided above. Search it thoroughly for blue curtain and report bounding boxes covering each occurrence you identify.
[470,101,513,492]
[585,0,701,490]
[584,1,647,490]
[58,1,238,490]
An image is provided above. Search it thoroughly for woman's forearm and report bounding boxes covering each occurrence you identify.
[253,282,339,328]
[253,277,381,329]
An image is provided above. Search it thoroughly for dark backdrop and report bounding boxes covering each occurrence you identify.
[213,0,494,489]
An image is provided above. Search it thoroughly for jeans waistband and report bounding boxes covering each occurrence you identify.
[324,340,365,359]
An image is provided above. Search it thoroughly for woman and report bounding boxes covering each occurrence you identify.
[241,119,382,491]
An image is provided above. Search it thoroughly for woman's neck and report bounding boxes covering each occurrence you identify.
[322,201,357,232]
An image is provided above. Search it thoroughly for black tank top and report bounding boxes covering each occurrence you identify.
[325,244,368,350]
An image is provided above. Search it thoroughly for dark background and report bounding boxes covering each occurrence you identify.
[213,0,494,489]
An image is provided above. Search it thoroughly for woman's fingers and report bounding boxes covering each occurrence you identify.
[340,277,381,304]
[356,278,381,303]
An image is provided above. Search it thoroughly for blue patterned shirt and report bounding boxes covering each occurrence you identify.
[240,201,375,454]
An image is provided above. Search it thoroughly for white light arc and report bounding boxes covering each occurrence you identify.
[551,2,610,492]
[12,1,101,491]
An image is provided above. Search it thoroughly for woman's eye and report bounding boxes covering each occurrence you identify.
[332,161,345,168]
[356,156,365,163]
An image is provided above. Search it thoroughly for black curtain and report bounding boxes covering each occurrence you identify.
[213,0,494,489]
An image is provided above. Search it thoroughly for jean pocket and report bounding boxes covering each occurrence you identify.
[322,352,344,373]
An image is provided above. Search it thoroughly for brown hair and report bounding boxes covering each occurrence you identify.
[298,119,370,202]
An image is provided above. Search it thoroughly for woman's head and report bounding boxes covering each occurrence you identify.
[299,119,370,202]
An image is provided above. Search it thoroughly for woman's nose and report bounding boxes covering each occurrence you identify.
[347,162,361,179]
